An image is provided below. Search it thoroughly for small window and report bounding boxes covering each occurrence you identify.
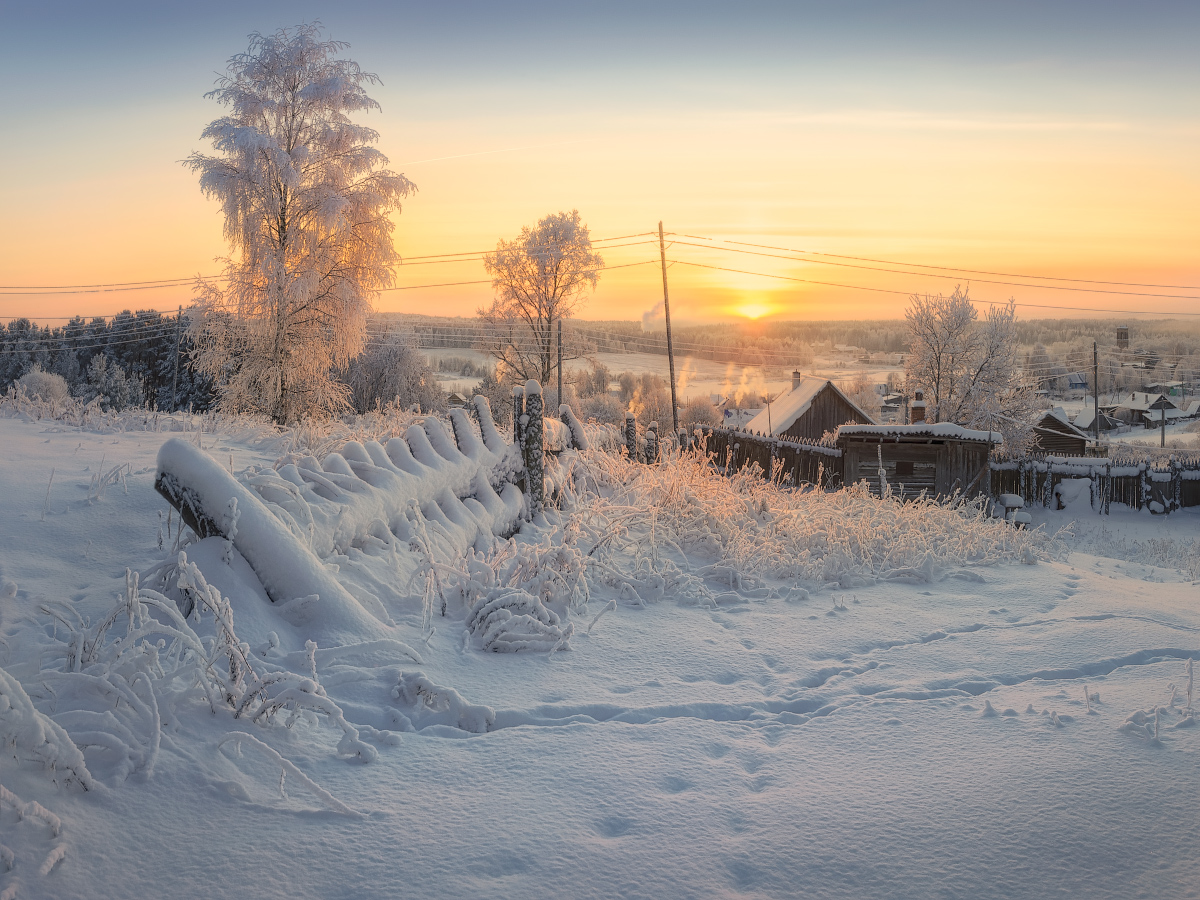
[894,460,914,478]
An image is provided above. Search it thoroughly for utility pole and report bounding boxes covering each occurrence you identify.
[171,304,182,411]
[1093,341,1099,447]
[557,318,563,408]
[658,221,679,435]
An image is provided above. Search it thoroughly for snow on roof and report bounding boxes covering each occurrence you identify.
[1036,409,1090,440]
[836,423,1001,443]
[1112,392,1177,413]
[743,375,874,436]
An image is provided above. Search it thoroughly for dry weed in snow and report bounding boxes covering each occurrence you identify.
[568,445,1063,597]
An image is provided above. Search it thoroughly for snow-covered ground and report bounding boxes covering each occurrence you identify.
[0,410,1198,900]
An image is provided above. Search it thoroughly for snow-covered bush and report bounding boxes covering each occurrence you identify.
[14,368,70,405]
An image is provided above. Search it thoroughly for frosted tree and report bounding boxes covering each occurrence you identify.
[905,288,1037,450]
[478,210,603,387]
[340,328,445,413]
[185,24,415,423]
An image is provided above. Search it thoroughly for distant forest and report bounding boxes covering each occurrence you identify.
[5,309,1199,413]
[0,311,214,411]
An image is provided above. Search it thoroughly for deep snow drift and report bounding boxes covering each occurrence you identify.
[0,407,1198,900]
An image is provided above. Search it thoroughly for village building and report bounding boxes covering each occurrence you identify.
[1106,392,1180,427]
[742,372,875,441]
[836,423,999,498]
[1030,408,1091,456]
[1072,408,1123,434]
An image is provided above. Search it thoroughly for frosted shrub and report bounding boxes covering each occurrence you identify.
[14,368,70,406]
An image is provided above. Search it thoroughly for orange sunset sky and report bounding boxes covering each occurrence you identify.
[1,2,1197,325]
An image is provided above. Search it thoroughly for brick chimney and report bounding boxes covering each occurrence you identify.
[910,389,926,424]
[791,371,801,391]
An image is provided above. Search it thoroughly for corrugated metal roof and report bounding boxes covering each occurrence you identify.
[837,423,1000,443]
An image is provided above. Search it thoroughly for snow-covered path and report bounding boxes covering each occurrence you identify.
[0,415,1197,899]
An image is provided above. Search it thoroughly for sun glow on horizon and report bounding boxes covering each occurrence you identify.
[731,300,778,321]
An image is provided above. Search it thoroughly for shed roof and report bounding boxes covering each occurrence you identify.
[1034,409,1091,441]
[743,375,874,437]
[836,423,1000,443]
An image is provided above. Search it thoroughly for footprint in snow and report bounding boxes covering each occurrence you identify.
[661,775,693,794]
[594,816,636,838]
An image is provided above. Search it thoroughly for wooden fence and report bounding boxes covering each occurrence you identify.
[694,426,842,488]
[989,450,1200,514]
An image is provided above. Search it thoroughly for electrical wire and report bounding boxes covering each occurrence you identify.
[676,233,1200,292]
[669,238,1200,301]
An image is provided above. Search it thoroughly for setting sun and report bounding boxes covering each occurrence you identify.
[731,300,776,320]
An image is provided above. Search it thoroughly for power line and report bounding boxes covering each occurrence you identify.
[0,233,658,294]
[668,257,1200,317]
[670,238,1200,301]
[678,233,1200,292]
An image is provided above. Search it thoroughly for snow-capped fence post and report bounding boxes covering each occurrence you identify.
[560,404,589,451]
[522,380,544,519]
[1103,462,1112,515]
[1089,467,1099,512]
[1139,463,1149,511]
[679,428,689,453]
[1171,456,1181,512]
[625,412,638,462]
[1043,462,1054,509]
[512,385,525,445]
[645,422,659,464]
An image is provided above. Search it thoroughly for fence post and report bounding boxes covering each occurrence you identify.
[1103,462,1111,515]
[645,422,659,464]
[1043,462,1054,508]
[625,412,638,462]
[1171,456,1181,512]
[522,380,544,519]
[1138,463,1149,510]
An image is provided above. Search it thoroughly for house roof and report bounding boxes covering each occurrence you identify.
[743,375,874,437]
[837,423,1000,443]
[1073,409,1122,432]
[1113,392,1177,413]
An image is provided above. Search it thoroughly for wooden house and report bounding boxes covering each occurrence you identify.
[1072,408,1122,434]
[1109,392,1178,427]
[837,423,999,498]
[1030,409,1090,456]
[742,373,875,442]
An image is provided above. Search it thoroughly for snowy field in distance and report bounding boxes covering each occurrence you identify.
[424,346,901,403]
[0,411,1198,900]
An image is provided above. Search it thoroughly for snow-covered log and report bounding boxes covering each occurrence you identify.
[156,438,386,643]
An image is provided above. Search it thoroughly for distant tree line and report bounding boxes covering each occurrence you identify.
[0,310,215,411]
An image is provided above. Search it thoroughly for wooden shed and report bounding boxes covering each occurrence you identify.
[1030,409,1090,456]
[743,373,875,442]
[837,424,999,498]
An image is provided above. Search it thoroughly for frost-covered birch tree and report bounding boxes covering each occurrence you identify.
[478,211,603,386]
[905,287,1037,450]
[186,24,415,423]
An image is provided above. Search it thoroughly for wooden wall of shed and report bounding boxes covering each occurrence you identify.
[780,385,871,442]
[1031,430,1087,456]
[843,438,991,498]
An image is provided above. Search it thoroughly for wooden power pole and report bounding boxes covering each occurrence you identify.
[1093,341,1099,447]
[171,304,182,411]
[658,222,679,435]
